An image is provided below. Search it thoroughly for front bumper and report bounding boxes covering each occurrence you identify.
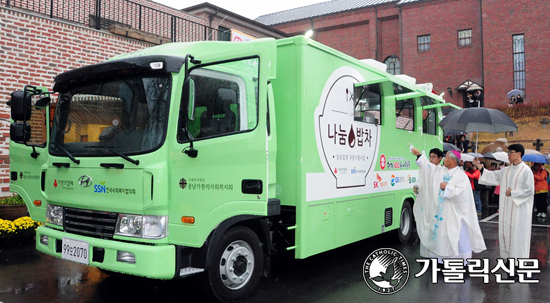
[36,226,176,279]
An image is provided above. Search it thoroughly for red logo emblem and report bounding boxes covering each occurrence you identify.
[54,179,58,188]
[380,155,386,170]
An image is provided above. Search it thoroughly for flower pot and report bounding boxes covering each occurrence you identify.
[0,205,29,221]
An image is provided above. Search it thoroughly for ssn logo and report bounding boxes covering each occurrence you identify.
[94,181,106,193]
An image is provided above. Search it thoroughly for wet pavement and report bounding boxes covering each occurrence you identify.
[1,206,549,303]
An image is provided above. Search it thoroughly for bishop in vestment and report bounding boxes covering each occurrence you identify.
[413,148,486,264]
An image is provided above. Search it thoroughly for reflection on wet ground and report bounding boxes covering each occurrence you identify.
[0,206,549,303]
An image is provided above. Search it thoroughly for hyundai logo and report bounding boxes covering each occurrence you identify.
[78,175,93,187]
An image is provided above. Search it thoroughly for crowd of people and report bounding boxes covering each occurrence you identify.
[411,143,543,276]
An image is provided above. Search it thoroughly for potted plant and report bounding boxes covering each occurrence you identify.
[0,216,42,248]
[0,194,29,221]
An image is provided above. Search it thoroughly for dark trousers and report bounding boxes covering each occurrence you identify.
[535,193,548,214]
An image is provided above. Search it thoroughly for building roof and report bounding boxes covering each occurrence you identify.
[183,2,289,39]
[255,0,421,26]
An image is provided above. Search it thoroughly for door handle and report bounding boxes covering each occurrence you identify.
[241,179,263,194]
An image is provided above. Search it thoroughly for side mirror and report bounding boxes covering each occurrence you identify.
[7,91,31,121]
[10,122,31,143]
[183,78,196,121]
[35,96,51,109]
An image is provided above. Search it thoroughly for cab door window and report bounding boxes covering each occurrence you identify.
[180,57,259,141]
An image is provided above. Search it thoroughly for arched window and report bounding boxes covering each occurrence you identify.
[384,55,400,75]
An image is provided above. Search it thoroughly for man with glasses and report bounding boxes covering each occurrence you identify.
[428,148,444,166]
[475,144,534,269]
[412,147,486,267]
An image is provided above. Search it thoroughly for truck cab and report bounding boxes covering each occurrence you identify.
[9,39,278,302]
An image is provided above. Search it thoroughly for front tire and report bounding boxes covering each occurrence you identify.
[394,200,413,244]
[201,226,263,302]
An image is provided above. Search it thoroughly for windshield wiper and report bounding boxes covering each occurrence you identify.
[92,146,140,165]
[51,142,80,164]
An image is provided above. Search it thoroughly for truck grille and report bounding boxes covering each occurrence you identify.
[64,207,118,239]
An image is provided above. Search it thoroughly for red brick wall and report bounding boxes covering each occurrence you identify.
[269,0,550,108]
[0,7,153,194]
[481,0,550,105]
[272,6,406,61]
[401,0,483,107]
[379,16,400,61]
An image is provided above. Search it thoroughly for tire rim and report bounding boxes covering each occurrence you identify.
[400,207,411,236]
[219,240,255,290]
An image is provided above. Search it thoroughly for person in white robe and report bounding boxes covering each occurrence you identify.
[412,148,486,264]
[475,144,534,260]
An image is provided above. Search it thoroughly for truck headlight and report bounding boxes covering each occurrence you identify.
[46,204,63,226]
[115,214,167,239]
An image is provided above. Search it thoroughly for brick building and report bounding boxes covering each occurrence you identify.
[0,0,287,195]
[255,0,550,109]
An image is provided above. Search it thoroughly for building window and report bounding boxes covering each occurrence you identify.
[384,55,400,75]
[218,26,231,41]
[513,34,525,91]
[417,35,430,52]
[458,29,472,47]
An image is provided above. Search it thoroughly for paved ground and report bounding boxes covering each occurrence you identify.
[0,203,549,303]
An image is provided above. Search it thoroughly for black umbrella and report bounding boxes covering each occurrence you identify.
[443,129,466,136]
[438,107,517,154]
[482,152,496,160]
[438,107,518,134]
[443,143,460,152]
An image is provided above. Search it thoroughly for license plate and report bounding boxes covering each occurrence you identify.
[61,237,89,265]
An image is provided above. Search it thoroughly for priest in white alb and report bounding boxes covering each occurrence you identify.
[475,144,534,260]
[412,148,486,265]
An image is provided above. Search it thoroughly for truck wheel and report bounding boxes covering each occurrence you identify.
[202,226,263,302]
[394,200,413,244]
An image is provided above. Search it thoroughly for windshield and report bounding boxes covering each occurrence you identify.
[50,75,171,157]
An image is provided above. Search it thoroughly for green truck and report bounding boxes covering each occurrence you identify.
[8,36,450,302]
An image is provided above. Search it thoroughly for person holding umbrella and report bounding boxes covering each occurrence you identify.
[474,144,534,268]
[507,89,523,107]
[531,163,548,218]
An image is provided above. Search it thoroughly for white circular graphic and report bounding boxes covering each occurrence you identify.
[363,248,410,295]
[316,66,379,188]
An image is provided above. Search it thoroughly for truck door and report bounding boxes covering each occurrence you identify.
[170,54,270,247]
[9,100,50,221]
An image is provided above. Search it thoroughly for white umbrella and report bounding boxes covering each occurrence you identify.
[524,149,543,155]
[467,152,484,158]
[460,153,474,162]
[507,89,523,99]
[466,84,483,92]
[492,152,510,163]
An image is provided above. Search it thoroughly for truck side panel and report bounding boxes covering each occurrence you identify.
[273,36,441,259]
